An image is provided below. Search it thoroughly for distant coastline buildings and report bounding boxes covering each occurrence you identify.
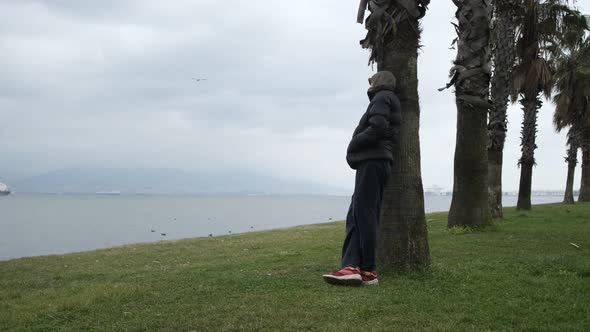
[424,185,567,197]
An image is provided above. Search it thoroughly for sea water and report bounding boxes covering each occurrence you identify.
[0,194,563,261]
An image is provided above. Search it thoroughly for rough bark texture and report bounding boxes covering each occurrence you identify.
[579,129,590,202]
[488,0,516,218]
[563,126,579,204]
[488,150,504,215]
[447,0,493,228]
[517,95,540,210]
[360,0,431,272]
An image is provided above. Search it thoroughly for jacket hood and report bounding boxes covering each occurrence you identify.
[368,71,396,100]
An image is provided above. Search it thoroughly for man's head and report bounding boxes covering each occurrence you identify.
[368,71,396,91]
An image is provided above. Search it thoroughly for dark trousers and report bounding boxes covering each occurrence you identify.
[341,159,391,272]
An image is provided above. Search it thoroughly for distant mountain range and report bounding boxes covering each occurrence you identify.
[9,168,347,195]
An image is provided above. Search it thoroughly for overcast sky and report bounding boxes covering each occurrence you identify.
[0,0,588,192]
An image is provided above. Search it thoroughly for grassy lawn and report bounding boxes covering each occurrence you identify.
[1,203,589,331]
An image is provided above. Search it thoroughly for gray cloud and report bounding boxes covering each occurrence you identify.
[1,0,588,191]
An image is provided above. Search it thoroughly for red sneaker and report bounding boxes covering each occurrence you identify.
[322,267,362,286]
[361,271,378,286]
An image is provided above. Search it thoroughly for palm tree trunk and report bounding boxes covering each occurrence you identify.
[563,126,578,204]
[488,0,516,218]
[517,95,540,210]
[364,1,431,272]
[579,129,590,202]
[448,0,493,228]
[488,149,504,215]
[564,160,577,204]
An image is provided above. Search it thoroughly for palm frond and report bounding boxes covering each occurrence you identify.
[512,0,587,104]
[552,33,590,131]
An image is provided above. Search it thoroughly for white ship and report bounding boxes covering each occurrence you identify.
[425,185,445,196]
[95,190,121,195]
[0,183,11,196]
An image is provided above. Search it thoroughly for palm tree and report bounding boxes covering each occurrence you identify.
[357,0,431,272]
[488,0,519,218]
[581,127,590,201]
[553,30,590,202]
[511,0,585,210]
[561,126,580,204]
[576,34,590,202]
[443,0,493,228]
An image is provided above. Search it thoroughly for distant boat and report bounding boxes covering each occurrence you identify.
[0,183,11,196]
[95,190,121,195]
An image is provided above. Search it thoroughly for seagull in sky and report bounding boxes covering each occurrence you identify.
[192,78,208,82]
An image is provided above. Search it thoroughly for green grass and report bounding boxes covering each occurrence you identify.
[1,203,589,331]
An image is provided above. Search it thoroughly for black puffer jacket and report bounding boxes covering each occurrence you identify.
[346,72,402,169]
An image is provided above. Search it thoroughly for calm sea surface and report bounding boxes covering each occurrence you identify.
[0,194,563,261]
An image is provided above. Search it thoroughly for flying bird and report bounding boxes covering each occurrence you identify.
[192,78,208,82]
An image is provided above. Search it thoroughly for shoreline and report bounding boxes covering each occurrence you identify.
[0,201,564,263]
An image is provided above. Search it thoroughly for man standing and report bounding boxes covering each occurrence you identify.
[323,71,401,286]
